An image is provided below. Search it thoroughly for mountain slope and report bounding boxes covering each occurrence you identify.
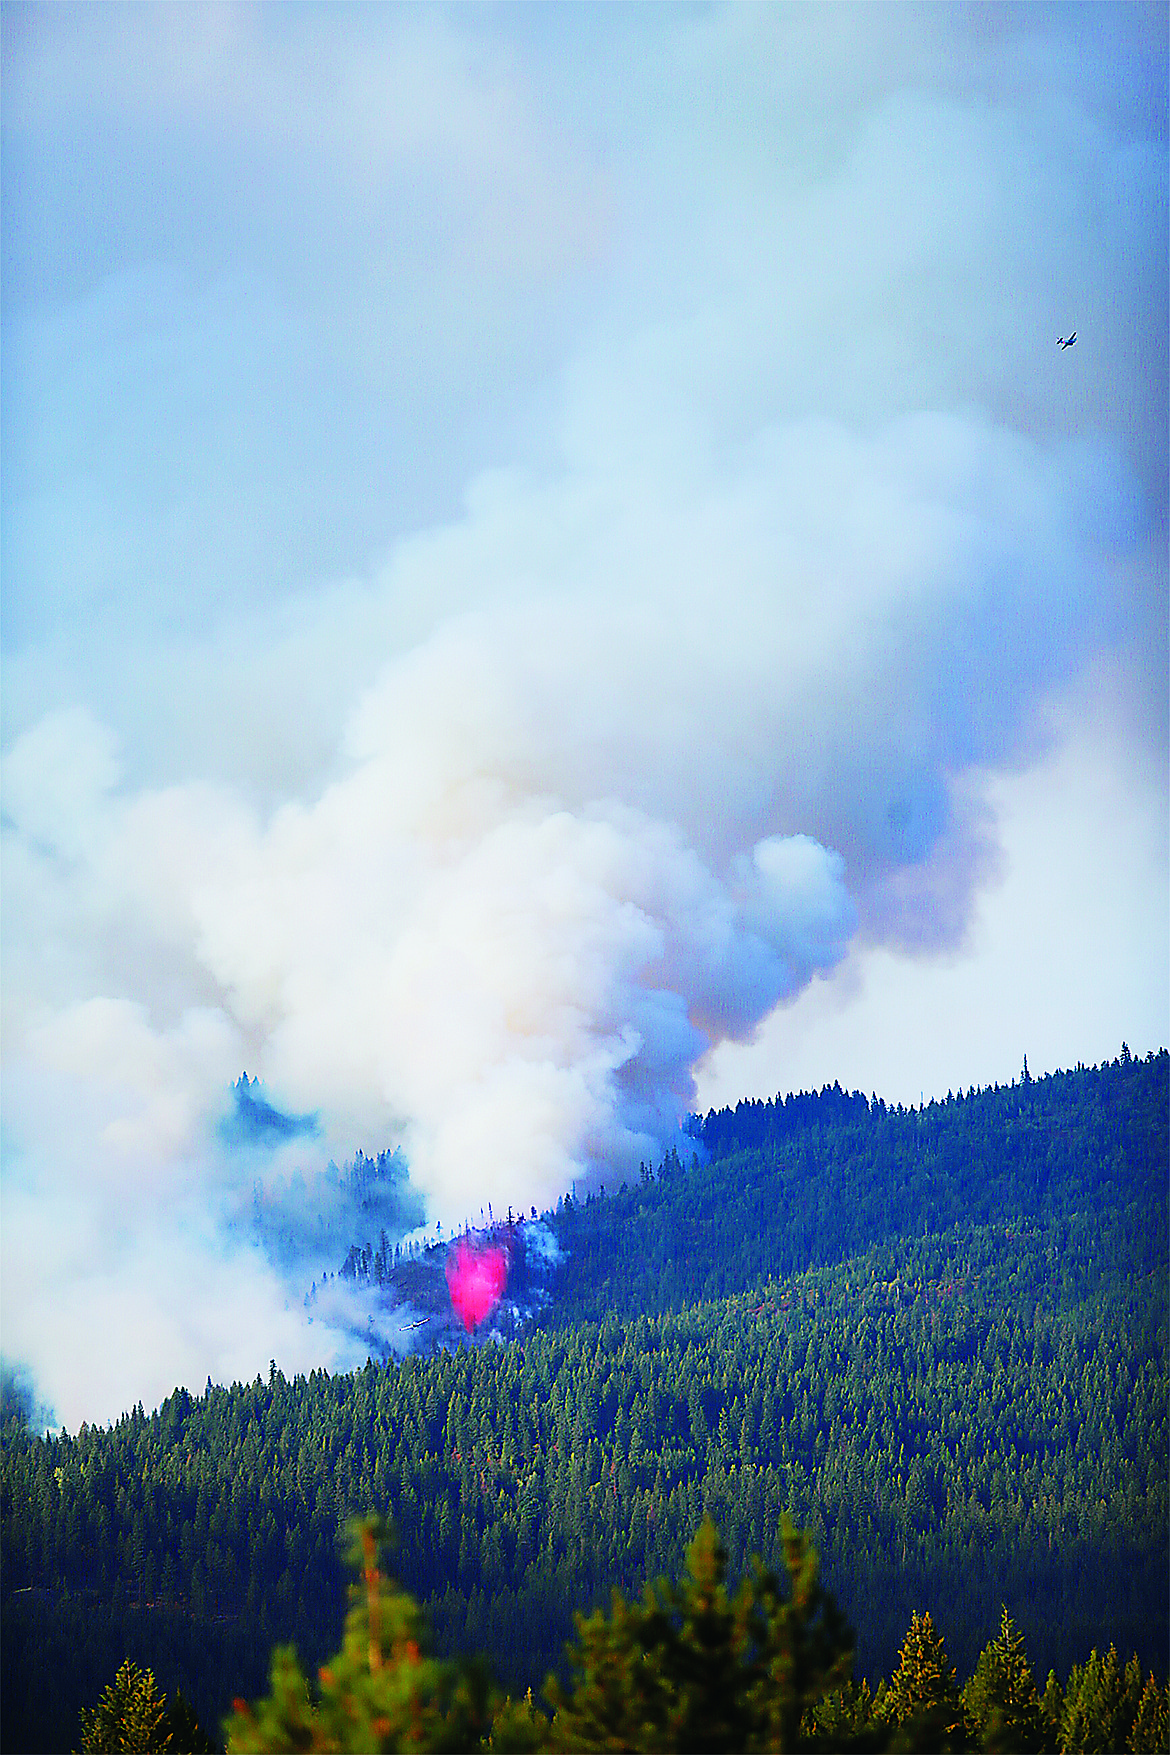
[2,1051,1165,1751]
[542,1050,1166,1325]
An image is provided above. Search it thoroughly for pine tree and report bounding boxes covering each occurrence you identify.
[1128,1674,1170,1753]
[802,1677,881,1748]
[225,1517,491,1752]
[489,1689,552,1752]
[163,1694,217,1754]
[544,1514,852,1752]
[962,1606,1043,1752]
[1040,1670,1065,1747]
[1060,1647,1145,1754]
[883,1609,968,1749]
[77,1658,172,1754]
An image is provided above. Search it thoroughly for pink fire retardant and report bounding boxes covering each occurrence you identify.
[445,1236,509,1331]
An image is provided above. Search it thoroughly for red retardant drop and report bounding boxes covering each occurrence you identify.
[445,1237,508,1331]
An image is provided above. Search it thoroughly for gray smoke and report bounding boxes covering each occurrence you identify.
[1,4,1163,1427]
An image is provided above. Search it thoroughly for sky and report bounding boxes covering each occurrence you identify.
[2,1,1166,1429]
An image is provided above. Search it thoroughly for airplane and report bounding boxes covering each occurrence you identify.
[1057,332,1076,348]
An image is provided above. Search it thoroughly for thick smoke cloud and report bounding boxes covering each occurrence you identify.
[2,4,1163,1427]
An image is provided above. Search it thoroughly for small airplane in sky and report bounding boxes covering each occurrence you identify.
[1057,332,1076,348]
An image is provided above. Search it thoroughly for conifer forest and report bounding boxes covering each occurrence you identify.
[2,1049,1166,1751]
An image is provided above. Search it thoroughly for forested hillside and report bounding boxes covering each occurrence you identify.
[545,1049,1166,1322]
[2,1050,1165,1751]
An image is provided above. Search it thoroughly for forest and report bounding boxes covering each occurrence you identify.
[2,1049,1166,1750]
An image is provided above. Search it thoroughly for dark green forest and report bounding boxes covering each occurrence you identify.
[3,1050,1166,1751]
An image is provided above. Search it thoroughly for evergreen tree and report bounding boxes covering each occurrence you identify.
[77,1659,172,1754]
[1059,1647,1145,1755]
[1040,1671,1065,1749]
[3,1051,1164,1750]
[1127,1675,1170,1754]
[161,1694,217,1754]
[883,1610,968,1749]
[545,1515,852,1751]
[802,1678,885,1750]
[962,1607,1043,1752]
[487,1690,552,1752]
[225,1517,491,1753]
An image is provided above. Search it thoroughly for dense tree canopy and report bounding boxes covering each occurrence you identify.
[2,1051,1165,1751]
[75,1517,1164,1752]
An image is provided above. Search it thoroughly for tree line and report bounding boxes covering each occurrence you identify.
[83,1514,1169,1751]
[2,1051,1165,1750]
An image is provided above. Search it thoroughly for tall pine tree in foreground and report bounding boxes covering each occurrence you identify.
[544,1515,852,1752]
[962,1607,1044,1753]
[880,1609,968,1750]
[76,1659,214,1753]
[78,1660,171,1755]
[1058,1646,1145,1755]
[225,1518,491,1753]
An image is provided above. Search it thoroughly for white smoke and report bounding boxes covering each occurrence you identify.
[1,4,1162,1426]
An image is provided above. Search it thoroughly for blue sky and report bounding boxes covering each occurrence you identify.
[2,2,1166,1424]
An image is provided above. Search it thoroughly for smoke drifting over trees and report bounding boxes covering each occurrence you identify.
[1,5,1164,1425]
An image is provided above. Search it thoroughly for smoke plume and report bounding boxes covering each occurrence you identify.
[1,4,1162,1427]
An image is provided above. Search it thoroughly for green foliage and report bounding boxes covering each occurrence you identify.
[77,1657,172,1753]
[162,1693,218,1753]
[3,1052,1165,1749]
[487,1691,552,1752]
[1127,1674,1170,1753]
[554,1051,1168,1326]
[76,1658,217,1754]
[225,1517,491,1752]
[75,1519,1170,1755]
[1040,1671,1066,1747]
[881,1610,968,1749]
[544,1515,852,1750]
[1058,1646,1146,1754]
[983,1643,1170,1755]
[962,1607,1044,1753]
[802,1678,885,1750]
[227,1514,855,1753]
